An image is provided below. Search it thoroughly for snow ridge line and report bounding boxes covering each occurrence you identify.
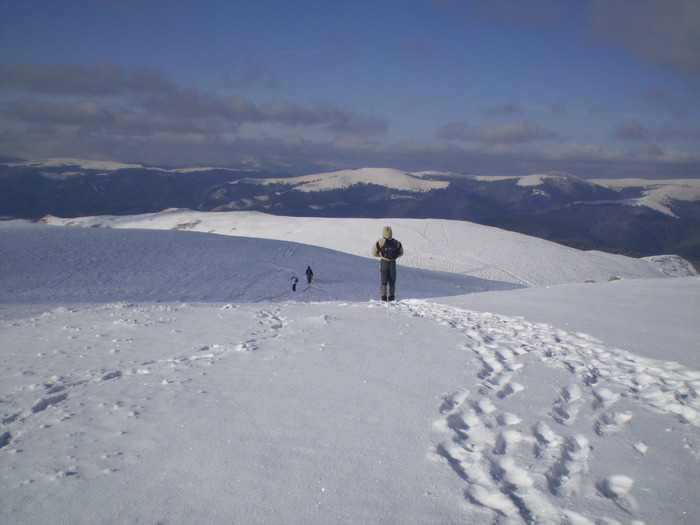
[393,299,700,523]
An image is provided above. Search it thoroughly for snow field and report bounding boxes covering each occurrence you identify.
[2,297,698,523]
[1,300,474,524]
[400,299,699,523]
[0,223,517,304]
[1,216,699,524]
[40,208,696,287]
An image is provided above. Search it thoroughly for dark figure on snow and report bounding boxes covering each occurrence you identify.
[291,275,298,291]
[371,225,403,301]
[306,266,314,284]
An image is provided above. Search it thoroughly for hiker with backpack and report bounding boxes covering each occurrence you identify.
[371,225,403,301]
[305,266,314,284]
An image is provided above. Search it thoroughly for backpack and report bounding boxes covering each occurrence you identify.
[379,238,400,260]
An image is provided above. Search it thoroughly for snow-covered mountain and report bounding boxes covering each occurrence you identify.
[7,157,699,211]
[1,215,698,524]
[3,157,254,176]
[5,157,148,172]
[590,177,700,217]
[242,167,450,192]
[2,157,700,268]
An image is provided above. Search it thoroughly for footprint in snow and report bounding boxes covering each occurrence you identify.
[551,384,583,425]
[31,393,68,414]
[595,410,633,436]
[546,434,591,497]
[593,386,621,410]
[0,431,13,450]
[497,381,525,399]
[398,299,693,523]
[439,388,470,415]
[597,474,639,514]
[532,420,562,460]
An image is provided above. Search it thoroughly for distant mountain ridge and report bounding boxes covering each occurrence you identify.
[2,158,699,268]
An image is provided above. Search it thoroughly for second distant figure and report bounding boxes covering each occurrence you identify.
[306,266,314,284]
[371,225,403,301]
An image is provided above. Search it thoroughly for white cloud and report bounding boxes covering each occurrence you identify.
[0,63,388,140]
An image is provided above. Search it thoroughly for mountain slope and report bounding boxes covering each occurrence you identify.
[243,167,450,192]
[3,158,700,267]
[39,209,696,287]
[1,219,698,525]
[2,222,512,303]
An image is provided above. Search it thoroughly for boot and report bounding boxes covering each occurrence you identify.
[380,285,387,301]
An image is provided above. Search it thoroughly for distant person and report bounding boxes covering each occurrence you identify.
[371,226,403,301]
[306,266,314,284]
[291,275,298,292]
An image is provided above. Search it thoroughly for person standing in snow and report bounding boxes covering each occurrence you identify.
[306,266,314,284]
[371,225,403,301]
[291,275,298,291]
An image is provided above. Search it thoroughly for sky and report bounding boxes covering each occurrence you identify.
[1,0,699,178]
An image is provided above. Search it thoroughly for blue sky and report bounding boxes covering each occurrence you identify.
[1,0,699,178]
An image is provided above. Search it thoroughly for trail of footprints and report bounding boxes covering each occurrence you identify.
[397,300,700,524]
[4,298,699,519]
[0,302,288,476]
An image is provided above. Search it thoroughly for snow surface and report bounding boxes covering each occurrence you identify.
[6,158,147,172]
[4,158,247,177]
[1,215,699,525]
[475,173,571,188]
[589,178,700,218]
[472,173,569,187]
[41,209,696,287]
[240,167,450,193]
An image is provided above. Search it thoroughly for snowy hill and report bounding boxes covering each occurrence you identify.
[1,222,511,303]
[4,157,149,172]
[590,177,700,217]
[243,167,450,192]
[4,158,700,268]
[4,157,254,176]
[1,217,699,524]
[10,158,699,212]
[40,209,696,287]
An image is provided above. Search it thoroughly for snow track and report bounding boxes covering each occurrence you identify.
[1,218,698,524]
[1,302,288,437]
[393,299,700,524]
[2,298,699,523]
